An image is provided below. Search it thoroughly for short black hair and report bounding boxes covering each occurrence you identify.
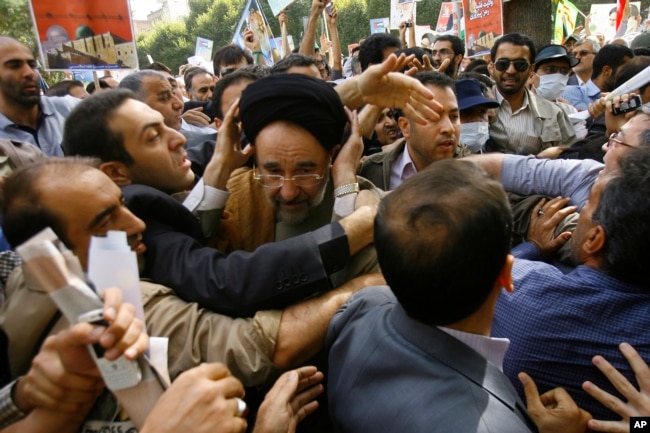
[593,147,650,287]
[592,44,634,81]
[270,53,318,75]
[85,77,113,94]
[211,70,259,120]
[375,159,512,326]
[613,55,649,94]
[45,79,85,97]
[490,33,537,64]
[358,33,401,71]
[212,44,254,76]
[62,89,136,165]
[434,35,465,57]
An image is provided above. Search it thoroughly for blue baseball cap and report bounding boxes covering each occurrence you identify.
[455,79,499,111]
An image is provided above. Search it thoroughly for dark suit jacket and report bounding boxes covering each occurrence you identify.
[326,286,539,433]
[123,184,349,317]
[358,139,406,191]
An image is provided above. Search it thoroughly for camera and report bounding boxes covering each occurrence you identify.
[325,2,334,16]
[405,21,413,28]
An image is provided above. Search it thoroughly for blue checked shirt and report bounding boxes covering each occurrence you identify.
[492,242,650,420]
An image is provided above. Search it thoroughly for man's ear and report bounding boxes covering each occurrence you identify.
[602,65,613,79]
[496,254,515,293]
[583,225,606,256]
[99,161,133,186]
[398,116,411,139]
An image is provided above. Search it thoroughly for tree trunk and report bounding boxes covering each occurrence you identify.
[502,0,553,48]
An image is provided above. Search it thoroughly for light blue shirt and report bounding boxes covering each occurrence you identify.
[562,80,601,111]
[0,95,80,156]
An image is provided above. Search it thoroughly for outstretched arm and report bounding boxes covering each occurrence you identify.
[336,53,442,125]
[273,273,385,368]
[299,0,324,56]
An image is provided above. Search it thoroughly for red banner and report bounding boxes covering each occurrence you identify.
[462,0,503,57]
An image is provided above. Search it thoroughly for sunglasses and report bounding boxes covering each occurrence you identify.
[494,59,530,72]
[571,50,593,57]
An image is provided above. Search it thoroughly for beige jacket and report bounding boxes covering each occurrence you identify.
[0,266,281,387]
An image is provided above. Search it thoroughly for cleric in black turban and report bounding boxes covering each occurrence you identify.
[239,74,347,151]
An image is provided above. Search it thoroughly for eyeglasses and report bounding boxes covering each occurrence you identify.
[253,168,324,188]
[606,132,636,149]
[494,59,530,72]
[538,65,571,75]
[571,50,593,57]
[431,48,454,57]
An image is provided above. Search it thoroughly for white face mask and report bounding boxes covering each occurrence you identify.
[536,73,569,101]
[459,121,489,153]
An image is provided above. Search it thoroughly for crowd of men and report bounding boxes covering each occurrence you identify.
[1,0,650,431]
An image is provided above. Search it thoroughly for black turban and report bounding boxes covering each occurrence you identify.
[239,74,346,151]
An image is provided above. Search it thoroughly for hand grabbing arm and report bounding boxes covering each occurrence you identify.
[526,196,576,258]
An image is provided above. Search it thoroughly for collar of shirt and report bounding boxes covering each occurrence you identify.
[389,143,418,189]
[438,326,510,371]
[495,87,530,116]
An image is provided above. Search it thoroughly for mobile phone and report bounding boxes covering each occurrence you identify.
[78,309,142,391]
[325,2,334,16]
[612,95,642,116]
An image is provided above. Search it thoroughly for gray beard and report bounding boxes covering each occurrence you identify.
[274,169,330,225]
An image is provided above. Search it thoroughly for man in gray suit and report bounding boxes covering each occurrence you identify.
[326,159,590,433]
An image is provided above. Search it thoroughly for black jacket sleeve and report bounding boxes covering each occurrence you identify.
[123,185,349,317]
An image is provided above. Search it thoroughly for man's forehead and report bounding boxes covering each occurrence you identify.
[622,113,650,143]
[0,42,34,62]
[144,75,172,93]
[112,98,164,130]
[496,42,530,59]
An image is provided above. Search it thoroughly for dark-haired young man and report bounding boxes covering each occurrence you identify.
[431,35,464,79]
[487,33,576,157]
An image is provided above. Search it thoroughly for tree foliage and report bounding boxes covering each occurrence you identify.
[1,0,38,51]
[2,0,649,76]
[136,21,193,71]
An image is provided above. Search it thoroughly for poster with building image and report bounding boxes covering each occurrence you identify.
[29,0,138,71]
